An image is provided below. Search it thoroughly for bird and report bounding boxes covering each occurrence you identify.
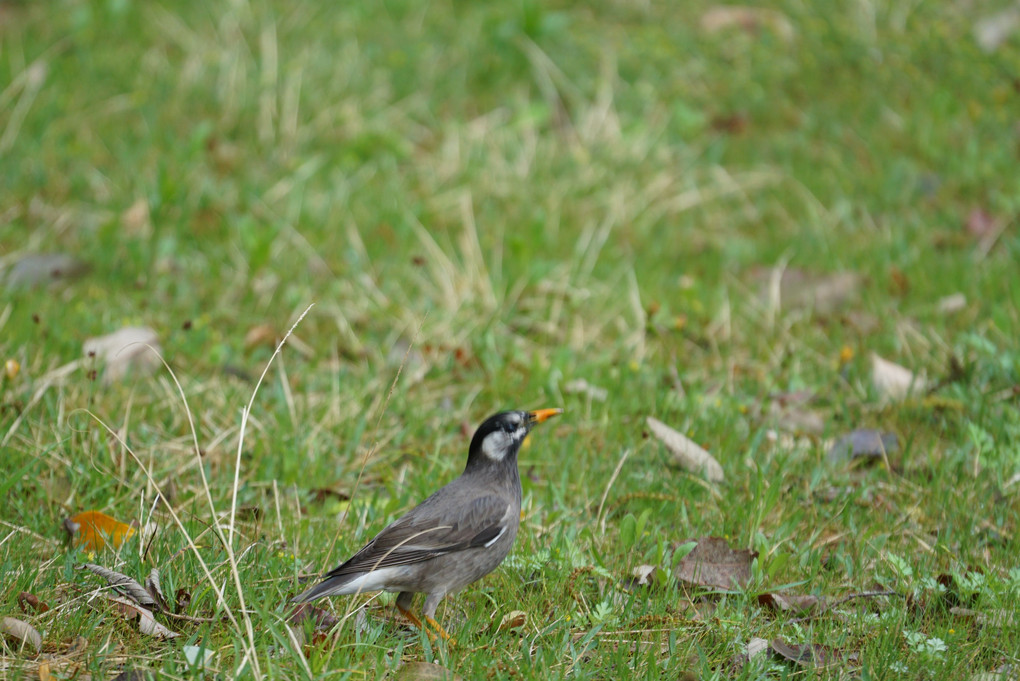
[291,408,562,640]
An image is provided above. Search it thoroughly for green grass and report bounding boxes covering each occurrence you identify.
[2,0,1019,678]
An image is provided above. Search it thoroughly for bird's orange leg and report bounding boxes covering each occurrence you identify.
[395,601,425,629]
[425,616,454,643]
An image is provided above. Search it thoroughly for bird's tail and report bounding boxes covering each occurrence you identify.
[290,574,348,603]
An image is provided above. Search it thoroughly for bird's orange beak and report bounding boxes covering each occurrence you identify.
[528,408,563,424]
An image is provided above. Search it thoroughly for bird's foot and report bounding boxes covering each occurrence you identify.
[425,616,455,645]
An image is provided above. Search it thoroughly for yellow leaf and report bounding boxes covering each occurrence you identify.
[66,510,136,551]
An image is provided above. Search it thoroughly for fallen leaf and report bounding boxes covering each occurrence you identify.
[80,563,154,608]
[2,253,89,289]
[827,430,899,465]
[974,9,1020,51]
[700,6,795,42]
[244,323,279,351]
[937,293,968,315]
[647,417,724,482]
[770,637,840,667]
[496,610,527,632]
[108,595,180,639]
[65,511,137,551]
[83,327,162,383]
[752,267,862,316]
[622,564,666,591]
[675,537,757,590]
[175,588,192,613]
[38,661,52,681]
[394,662,464,681]
[871,353,927,401]
[17,592,50,614]
[145,568,170,612]
[747,637,770,658]
[1,616,42,653]
[763,391,825,435]
[182,645,216,667]
[287,602,340,632]
[758,593,827,616]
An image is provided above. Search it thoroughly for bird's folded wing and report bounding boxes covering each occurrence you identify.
[324,495,511,577]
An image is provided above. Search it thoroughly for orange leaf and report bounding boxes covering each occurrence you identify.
[66,511,136,551]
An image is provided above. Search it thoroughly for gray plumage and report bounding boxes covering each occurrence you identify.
[292,409,561,630]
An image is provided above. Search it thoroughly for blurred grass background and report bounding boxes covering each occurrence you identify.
[2,0,1019,678]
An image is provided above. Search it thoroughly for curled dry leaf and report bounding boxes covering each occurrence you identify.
[80,563,154,608]
[17,592,50,614]
[647,417,724,483]
[1,616,42,653]
[496,610,527,632]
[623,564,666,590]
[175,588,192,613]
[83,327,162,383]
[146,568,170,612]
[676,537,757,590]
[770,638,840,667]
[65,510,136,551]
[871,353,927,401]
[758,593,827,616]
[108,596,180,639]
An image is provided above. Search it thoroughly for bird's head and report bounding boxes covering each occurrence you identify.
[465,408,562,471]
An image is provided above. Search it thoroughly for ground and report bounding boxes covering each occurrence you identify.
[1,0,1019,679]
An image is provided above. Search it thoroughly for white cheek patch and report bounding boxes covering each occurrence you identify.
[481,431,511,461]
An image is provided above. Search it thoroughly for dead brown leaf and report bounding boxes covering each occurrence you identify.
[496,610,527,632]
[647,417,724,482]
[1,616,42,653]
[17,592,50,614]
[145,568,170,612]
[80,563,155,609]
[64,511,137,551]
[175,588,192,613]
[871,353,927,401]
[676,537,757,590]
[287,603,340,632]
[108,595,180,639]
[758,593,827,616]
[770,637,840,667]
